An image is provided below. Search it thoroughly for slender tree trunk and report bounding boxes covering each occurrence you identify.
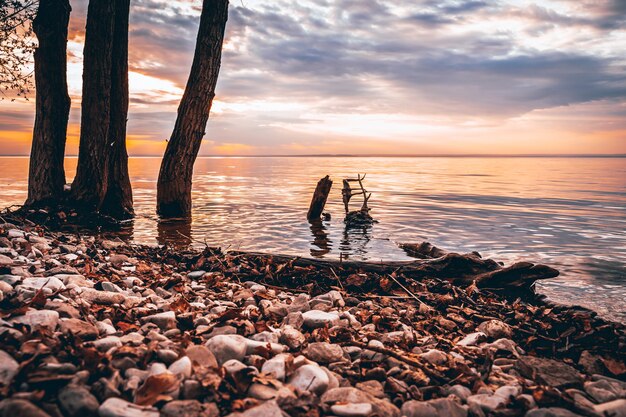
[101,0,133,219]
[70,0,115,212]
[157,0,228,218]
[26,0,71,207]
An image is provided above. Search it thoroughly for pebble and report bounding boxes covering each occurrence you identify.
[261,354,288,380]
[98,397,159,417]
[93,336,122,352]
[280,325,306,349]
[59,318,98,340]
[160,400,219,417]
[144,311,177,330]
[477,319,513,339]
[420,349,448,365]
[0,399,52,417]
[0,350,19,386]
[467,394,507,413]
[401,401,438,417]
[10,309,59,330]
[288,364,330,394]
[302,310,340,328]
[80,289,125,305]
[525,408,585,417]
[594,399,626,417]
[304,342,345,363]
[517,356,583,389]
[331,403,373,417]
[57,384,99,417]
[168,356,192,378]
[456,332,487,347]
[226,400,284,417]
[205,335,248,365]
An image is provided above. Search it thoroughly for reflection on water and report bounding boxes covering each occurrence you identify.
[0,156,625,321]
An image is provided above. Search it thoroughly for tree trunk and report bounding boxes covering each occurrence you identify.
[26,0,71,208]
[307,175,332,221]
[101,0,133,219]
[157,0,228,218]
[70,0,115,212]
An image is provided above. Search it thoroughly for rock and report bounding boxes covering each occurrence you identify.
[280,325,306,350]
[578,351,605,376]
[525,408,585,417]
[401,401,438,417]
[447,385,472,402]
[517,356,583,389]
[81,289,125,305]
[0,350,19,386]
[321,387,401,417]
[185,345,218,369]
[477,320,512,339]
[594,399,626,417]
[10,309,59,330]
[495,385,522,399]
[302,310,340,328]
[98,398,159,417]
[0,399,52,417]
[59,318,99,340]
[331,403,373,417]
[160,400,219,417]
[420,349,448,365]
[0,255,13,266]
[428,398,468,417]
[261,354,289,381]
[205,335,247,365]
[287,293,310,313]
[288,364,329,394]
[226,400,284,417]
[456,332,487,347]
[245,338,285,356]
[169,356,192,378]
[93,336,122,352]
[19,277,65,292]
[303,342,344,363]
[584,379,622,403]
[248,382,295,401]
[187,271,206,280]
[467,394,506,413]
[58,384,99,417]
[144,311,176,330]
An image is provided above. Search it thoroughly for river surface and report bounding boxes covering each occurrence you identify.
[1,156,625,321]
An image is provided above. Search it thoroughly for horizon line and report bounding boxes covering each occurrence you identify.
[1,153,626,158]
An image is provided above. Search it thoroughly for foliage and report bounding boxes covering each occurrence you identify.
[0,0,37,100]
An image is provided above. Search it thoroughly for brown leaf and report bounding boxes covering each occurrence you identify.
[601,356,626,377]
[134,373,180,406]
[170,296,191,314]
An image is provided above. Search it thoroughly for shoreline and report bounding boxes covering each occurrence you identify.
[1,219,625,417]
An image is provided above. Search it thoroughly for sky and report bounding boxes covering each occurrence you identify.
[1,0,625,156]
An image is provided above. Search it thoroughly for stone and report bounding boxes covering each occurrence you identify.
[280,325,306,350]
[456,332,487,347]
[245,338,285,356]
[287,293,310,313]
[594,399,626,417]
[187,271,206,280]
[81,289,125,305]
[169,356,192,378]
[495,385,522,399]
[467,394,507,413]
[248,382,295,401]
[156,349,179,364]
[288,364,330,394]
[205,335,247,365]
[447,384,472,402]
[144,311,177,330]
[420,349,448,365]
[578,351,605,376]
[10,309,59,330]
[59,318,99,340]
[303,342,344,363]
[0,399,52,417]
[302,310,340,328]
[477,320,512,339]
[0,350,19,386]
[331,403,373,417]
[0,255,13,266]
[261,354,289,381]
[401,401,438,417]
[226,400,283,417]
[186,345,218,369]
[58,384,99,417]
[322,387,400,417]
[98,397,159,417]
[584,379,621,403]
[517,356,583,389]
[160,400,219,417]
[19,277,65,292]
[428,398,468,417]
[525,408,585,417]
[93,336,122,352]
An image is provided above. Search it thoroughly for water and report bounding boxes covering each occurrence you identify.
[1,156,625,321]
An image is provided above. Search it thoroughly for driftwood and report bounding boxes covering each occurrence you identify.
[307,175,333,221]
[228,242,559,291]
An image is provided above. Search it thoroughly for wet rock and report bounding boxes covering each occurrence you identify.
[331,403,373,417]
[303,342,344,363]
[477,319,512,339]
[161,400,219,417]
[0,350,19,386]
[302,310,340,328]
[594,399,626,417]
[98,397,159,417]
[58,384,99,417]
[288,363,329,394]
[59,318,98,340]
[205,335,247,365]
[226,400,283,417]
[0,399,52,417]
[517,356,583,389]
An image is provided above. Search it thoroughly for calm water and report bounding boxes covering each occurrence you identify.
[1,156,625,321]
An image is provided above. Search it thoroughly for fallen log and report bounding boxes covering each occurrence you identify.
[227,242,559,291]
[307,175,333,221]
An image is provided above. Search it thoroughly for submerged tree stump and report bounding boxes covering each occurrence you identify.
[307,175,333,221]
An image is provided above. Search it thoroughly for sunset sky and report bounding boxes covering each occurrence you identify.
[1,0,625,155]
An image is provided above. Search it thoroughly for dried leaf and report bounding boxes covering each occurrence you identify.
[134,373,180,406]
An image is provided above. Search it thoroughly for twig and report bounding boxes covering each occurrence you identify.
[329,267,344,291]
[387,274,431,309]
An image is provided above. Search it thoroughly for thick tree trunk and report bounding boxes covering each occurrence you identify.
[157,0,228,218]
[307,175,332,221]
[70,0,115,212]
[26,0,71,207]
[101,0,133,219]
